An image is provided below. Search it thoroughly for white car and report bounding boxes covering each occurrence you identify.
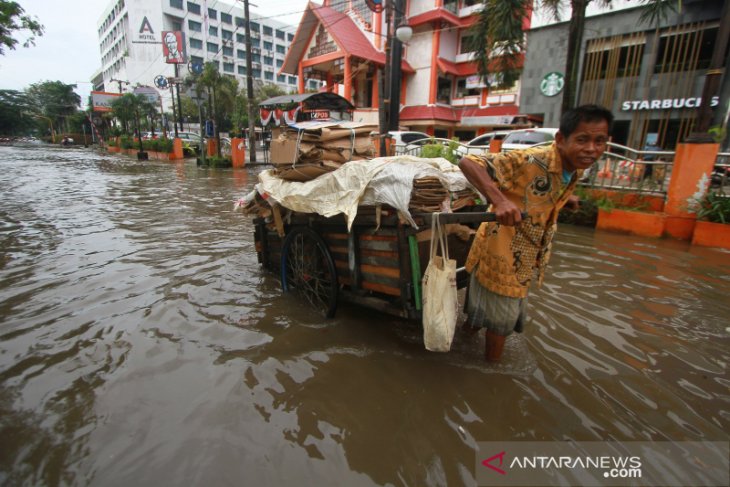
[456,130,512,156]
[501,128,559,151]
[388,130,430,149]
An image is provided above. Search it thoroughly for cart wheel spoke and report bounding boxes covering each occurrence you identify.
[281,227,338,318]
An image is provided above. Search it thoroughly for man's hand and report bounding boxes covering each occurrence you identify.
[493,199,523,226]
[564,195,580,211]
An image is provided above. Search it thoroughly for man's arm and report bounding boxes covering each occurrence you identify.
[458,156,522,226]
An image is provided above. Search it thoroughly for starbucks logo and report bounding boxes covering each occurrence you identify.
[540,72,564,97]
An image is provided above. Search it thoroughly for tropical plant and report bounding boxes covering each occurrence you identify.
[696,191,730,224]
[110,93,155,153]
[0,0,44,55]
[419,138,461,164]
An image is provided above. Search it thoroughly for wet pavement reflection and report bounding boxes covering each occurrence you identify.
[0,144,728,486]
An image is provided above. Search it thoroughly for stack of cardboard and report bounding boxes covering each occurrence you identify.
[270,121,378,182]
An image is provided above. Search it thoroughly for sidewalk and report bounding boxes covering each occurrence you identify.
[244,148,272,166]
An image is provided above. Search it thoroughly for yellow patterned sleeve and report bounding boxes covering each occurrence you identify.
[464,152,525,191]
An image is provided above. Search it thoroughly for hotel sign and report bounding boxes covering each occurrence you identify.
[621,96,719,111]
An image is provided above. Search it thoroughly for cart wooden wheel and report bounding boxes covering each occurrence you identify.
[280,226,338,318]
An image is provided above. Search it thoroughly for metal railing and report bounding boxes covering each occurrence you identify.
[579,143,675,196]
[714,152,730,191]
[392,139,730,196]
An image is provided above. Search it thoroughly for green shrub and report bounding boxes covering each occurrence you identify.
[558,187,599,227]
[419,138,461,164]
[119,135,133,149]
[696,191,730,224]
[107,138,117,147]
[199,155,232,168]
[157,138,173,153]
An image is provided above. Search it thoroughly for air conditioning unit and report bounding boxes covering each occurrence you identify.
[251,47,261,54]
[252,62,261,69]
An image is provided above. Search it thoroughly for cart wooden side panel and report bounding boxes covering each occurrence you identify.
[253,210,482,319]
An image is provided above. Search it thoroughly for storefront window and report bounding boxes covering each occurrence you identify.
[654,26,719,73]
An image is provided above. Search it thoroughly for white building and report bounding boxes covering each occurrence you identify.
[96,0,314,106]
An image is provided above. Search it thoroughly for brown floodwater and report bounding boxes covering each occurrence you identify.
[0,144,728,486]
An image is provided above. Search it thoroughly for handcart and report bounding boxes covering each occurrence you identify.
[253,208,501,319]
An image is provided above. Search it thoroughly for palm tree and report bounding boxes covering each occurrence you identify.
[110,93,155,156]
[470,0,679,115]
[196,62,239,157]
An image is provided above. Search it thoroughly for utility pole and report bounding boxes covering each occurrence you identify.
[378,4,392,156]
[244,0,257,163]
[174,64,184,133]
[110,78,129,93]
[388,0,405,132]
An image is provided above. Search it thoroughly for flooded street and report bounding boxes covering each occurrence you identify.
[0,144,728,486]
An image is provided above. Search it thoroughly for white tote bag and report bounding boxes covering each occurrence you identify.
[422,213,458,352]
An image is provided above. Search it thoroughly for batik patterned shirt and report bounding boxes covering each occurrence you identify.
[464,143,581,298]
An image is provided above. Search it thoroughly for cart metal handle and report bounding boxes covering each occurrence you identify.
[414,211,528,224]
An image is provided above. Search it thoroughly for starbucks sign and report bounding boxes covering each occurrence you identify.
[540,72,565,97]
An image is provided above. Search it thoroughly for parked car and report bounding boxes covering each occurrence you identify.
[141,131,160,140]
[456,130,512,156]
[388,130,431,149]
[501,128,559,151]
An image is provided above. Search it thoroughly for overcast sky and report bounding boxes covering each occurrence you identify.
[0,0,310,102]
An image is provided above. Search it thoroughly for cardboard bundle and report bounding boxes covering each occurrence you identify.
[410,177,450,212]
[270,121,378,182]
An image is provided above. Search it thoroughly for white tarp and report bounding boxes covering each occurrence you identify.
[255,155,470,230]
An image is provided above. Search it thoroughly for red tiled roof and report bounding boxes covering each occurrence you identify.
[281,2,414,75]
[399,105,461,123]
[437,58,478,76]
[409,8,473,28]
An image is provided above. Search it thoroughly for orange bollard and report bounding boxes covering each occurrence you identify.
[207,138,218,157]
[231,137,245,167]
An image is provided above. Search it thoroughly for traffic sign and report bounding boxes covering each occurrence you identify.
[154,75,169,89]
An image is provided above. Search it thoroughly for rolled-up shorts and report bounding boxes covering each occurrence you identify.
[466,271,528,336]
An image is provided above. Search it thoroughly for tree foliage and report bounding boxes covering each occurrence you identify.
[469,0,678,114]
[0,0,44,55]
[110,93,155,138]
[25,81,81,133]
[0,89,33,134]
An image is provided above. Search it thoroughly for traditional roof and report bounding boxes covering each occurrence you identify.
[399,105,461,123]
[281,2,414,76]
[408,8,475,28]
[437,58,478,77]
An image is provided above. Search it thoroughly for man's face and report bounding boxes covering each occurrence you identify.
[555,120,609,173]
[166,37,177,51]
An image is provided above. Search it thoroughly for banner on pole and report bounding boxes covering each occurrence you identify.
[91,91,122,112]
